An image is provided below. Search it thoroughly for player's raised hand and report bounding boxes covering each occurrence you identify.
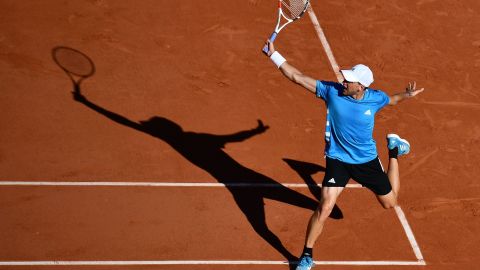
[263,39,276,57]
[405,81,425,97]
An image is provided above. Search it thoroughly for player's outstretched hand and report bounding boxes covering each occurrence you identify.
[263,40,276,57]
[405,81,425,97]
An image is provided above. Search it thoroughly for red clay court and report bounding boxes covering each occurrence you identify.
[1,0,479,270]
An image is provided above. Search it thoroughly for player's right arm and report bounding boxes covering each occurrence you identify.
[278,62,316,94]
[264,40,317,94]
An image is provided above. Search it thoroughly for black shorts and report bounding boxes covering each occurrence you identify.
[322,156,392,195]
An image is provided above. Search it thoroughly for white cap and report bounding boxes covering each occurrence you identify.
[340,64,374,87]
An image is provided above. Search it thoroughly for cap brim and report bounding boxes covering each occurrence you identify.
[340,69,359,83]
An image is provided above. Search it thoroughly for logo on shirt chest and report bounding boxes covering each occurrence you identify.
[364,109,372,116]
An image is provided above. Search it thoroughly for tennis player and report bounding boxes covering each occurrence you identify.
[263,40,424,270]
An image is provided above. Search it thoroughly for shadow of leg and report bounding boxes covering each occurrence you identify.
[231,189,297,263]
[283,158,343,219]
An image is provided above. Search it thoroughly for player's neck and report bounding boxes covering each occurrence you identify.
[352,90,365,100]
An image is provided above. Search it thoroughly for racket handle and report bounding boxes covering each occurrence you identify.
[262,32,278,54]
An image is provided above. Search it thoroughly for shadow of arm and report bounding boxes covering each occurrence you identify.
[73,91,144,133]
[219,120,269,144]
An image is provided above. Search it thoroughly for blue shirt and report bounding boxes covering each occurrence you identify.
[316,80,390,164]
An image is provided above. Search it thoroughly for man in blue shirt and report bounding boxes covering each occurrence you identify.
[264,41,424,270]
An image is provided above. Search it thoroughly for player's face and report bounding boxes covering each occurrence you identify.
[342,80,363,96]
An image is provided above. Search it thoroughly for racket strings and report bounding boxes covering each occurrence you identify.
[281,0,308,20]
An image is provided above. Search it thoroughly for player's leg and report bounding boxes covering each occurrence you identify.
[376,134,411,208]
[349,157,396,209]
[296,187,344,270]
[305,186,344,247]
[296,157,349,270]
[376,156,400,209]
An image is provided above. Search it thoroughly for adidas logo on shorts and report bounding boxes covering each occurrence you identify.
[328,178,336,184]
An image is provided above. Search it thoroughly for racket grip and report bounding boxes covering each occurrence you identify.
[262,32,278,54]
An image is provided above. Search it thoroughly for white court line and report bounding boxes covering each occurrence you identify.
[306,3,426,266]
[0,181,425,266]
[395,206,426,263]
[0,181,362,188]
[0,260,426,266]
[306,4,343,82]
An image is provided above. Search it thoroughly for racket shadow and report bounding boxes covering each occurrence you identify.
[51,46,95,92]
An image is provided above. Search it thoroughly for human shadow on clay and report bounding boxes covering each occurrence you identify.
[61,55,343,266]
[73,90,293,262]
[283,158,343,219]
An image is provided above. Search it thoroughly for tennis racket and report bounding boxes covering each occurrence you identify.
[262,0,310,54]
[52,46,95,92]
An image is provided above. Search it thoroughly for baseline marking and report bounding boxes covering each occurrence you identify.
[0,181,362,188]
[0,181,425,266]
[0,260,426,266]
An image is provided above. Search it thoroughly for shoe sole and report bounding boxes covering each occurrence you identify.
[387,133,410,147]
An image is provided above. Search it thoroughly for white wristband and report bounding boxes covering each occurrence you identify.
[270,51,286,68]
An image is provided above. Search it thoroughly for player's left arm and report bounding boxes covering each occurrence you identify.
[389,81,425,105]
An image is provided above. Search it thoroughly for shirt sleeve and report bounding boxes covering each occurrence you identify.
[373,90,390,111]
[316,80,342,100]
[316,80,327,100]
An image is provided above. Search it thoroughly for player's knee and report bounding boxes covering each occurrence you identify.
[378,190,398,209]
[380,199,397,209]
[319,199,336,215]
[313,205,334,223]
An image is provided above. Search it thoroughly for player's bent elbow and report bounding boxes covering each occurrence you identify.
[388,96,400,106]
[291,72,303,84]
[292,73,313,91]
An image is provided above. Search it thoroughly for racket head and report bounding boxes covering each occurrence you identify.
[52,46,95,78]
[281,0,310,20]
